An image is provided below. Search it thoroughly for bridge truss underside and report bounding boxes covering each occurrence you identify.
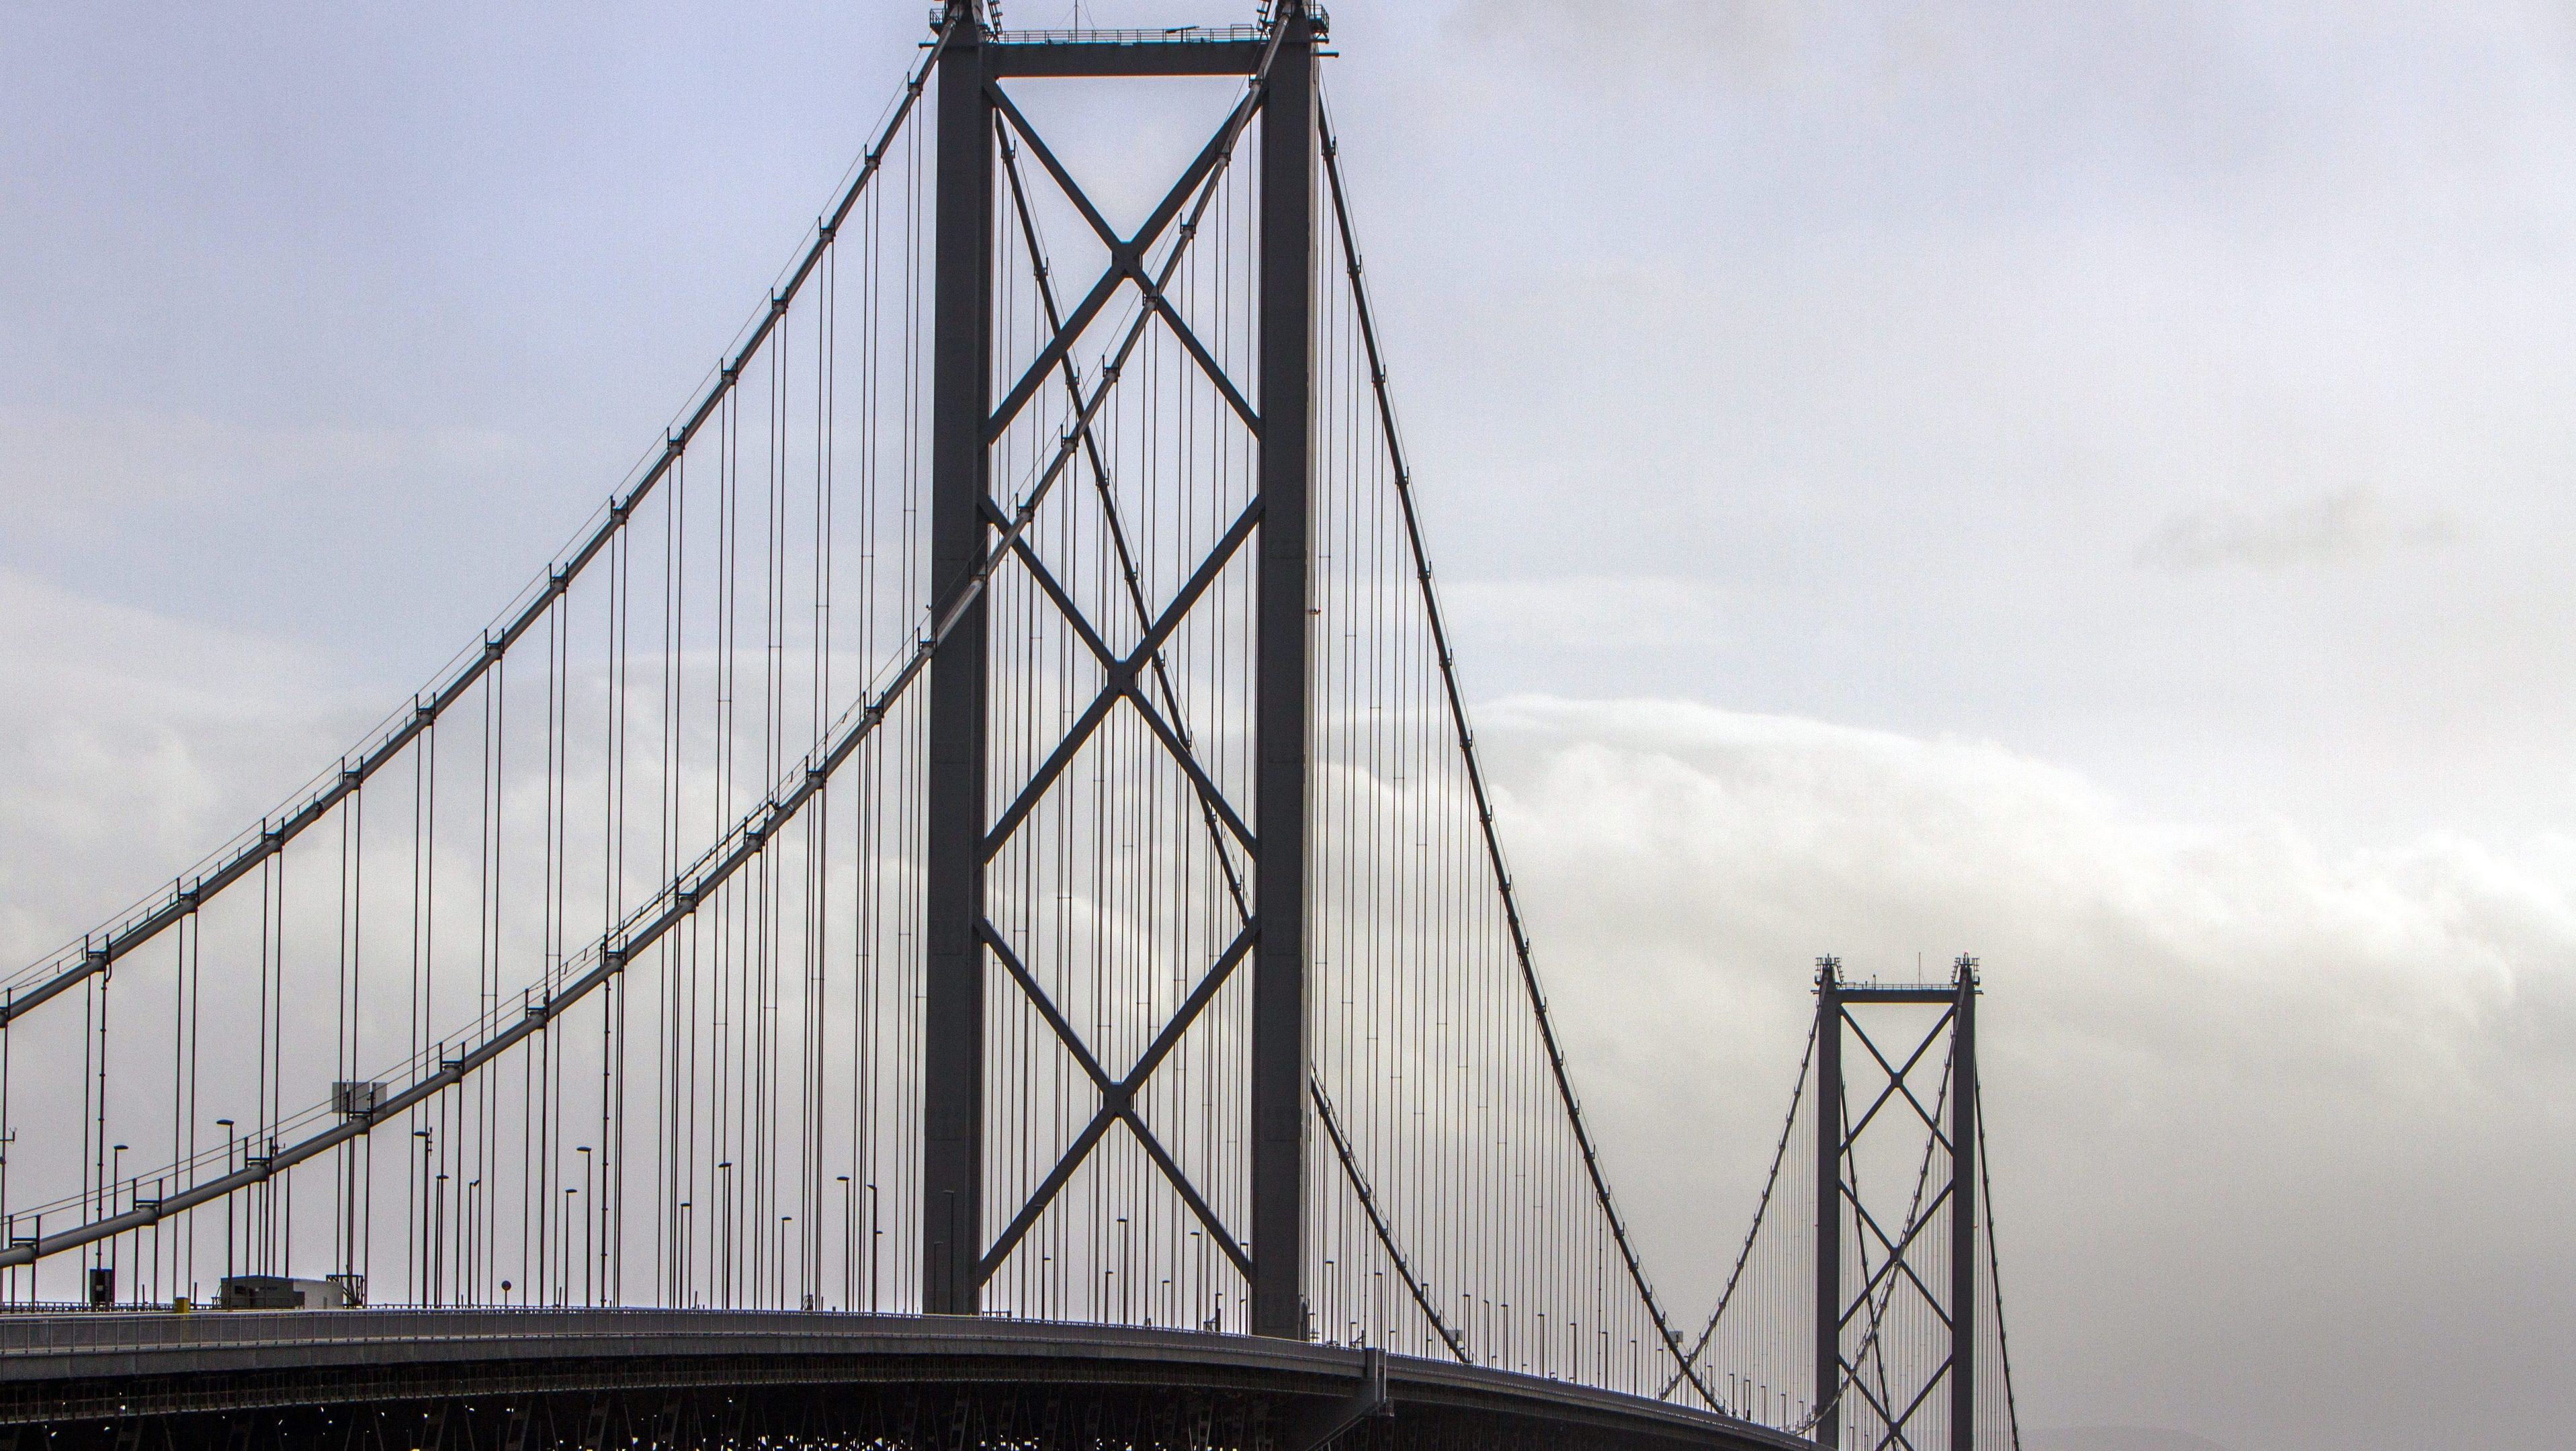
[0,1311,1809,1451]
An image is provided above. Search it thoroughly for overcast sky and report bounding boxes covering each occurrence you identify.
[7,4,2576,1449]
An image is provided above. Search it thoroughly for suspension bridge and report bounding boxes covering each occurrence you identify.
[0,5,2022,1448]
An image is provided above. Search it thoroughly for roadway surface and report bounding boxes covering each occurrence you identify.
[0,1308,1807,1448]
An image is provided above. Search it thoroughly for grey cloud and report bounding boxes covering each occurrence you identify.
[0,570,363,966]
[2029,1431,2241,1451]
[0,405,522,532]
[1439,574,1731,659]
[1451,0,1797,71]
[2136,486,2457,573]
[1476,696,2576,1451]
[0,401,603,678]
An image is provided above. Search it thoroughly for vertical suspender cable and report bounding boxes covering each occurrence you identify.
[1316,89,1717,1408]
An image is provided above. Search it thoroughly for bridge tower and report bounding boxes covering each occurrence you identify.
[921,0,1321,1338]
[1813,956,1979,1448]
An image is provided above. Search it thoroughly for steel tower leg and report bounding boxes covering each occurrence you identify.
[1952,959,1979,1448]
[1251,0,1318,1342]
[1813,958,1842,1449]
[924,0,993,1319]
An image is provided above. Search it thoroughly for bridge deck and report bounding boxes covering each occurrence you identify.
[0,1309,1804,1449]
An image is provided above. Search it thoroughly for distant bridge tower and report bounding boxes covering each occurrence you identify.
[1814,955,1980,1449]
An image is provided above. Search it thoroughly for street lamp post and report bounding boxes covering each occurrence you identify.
[466,1180,482,1303]
[836,1176,852,1312]
[216,1120,235,1285]
[110,1144,127,1306]
[864,1182,880,1313]
[1116,1216,1131,1324]
[576,1146,593,1307]
[714,1162,732,1309]
[433,1172,449,1307]
[413,1129,433,1305]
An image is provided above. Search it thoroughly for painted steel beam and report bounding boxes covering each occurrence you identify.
[989,40,1267,77]
[1250,0,1318,1344]
[923,0,995,1319]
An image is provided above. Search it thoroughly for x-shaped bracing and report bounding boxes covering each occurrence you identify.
[984,84,1260,445]
[992,114,1252,921]
[979,493,1261,861]
[969,81,1271,1290]
[1838,1011,1961,1328]
[1845,1360,1952,1451]
[1844,1006,1955,1151]
[977,920,1259,1285]
[1834,1010,1963,1451]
